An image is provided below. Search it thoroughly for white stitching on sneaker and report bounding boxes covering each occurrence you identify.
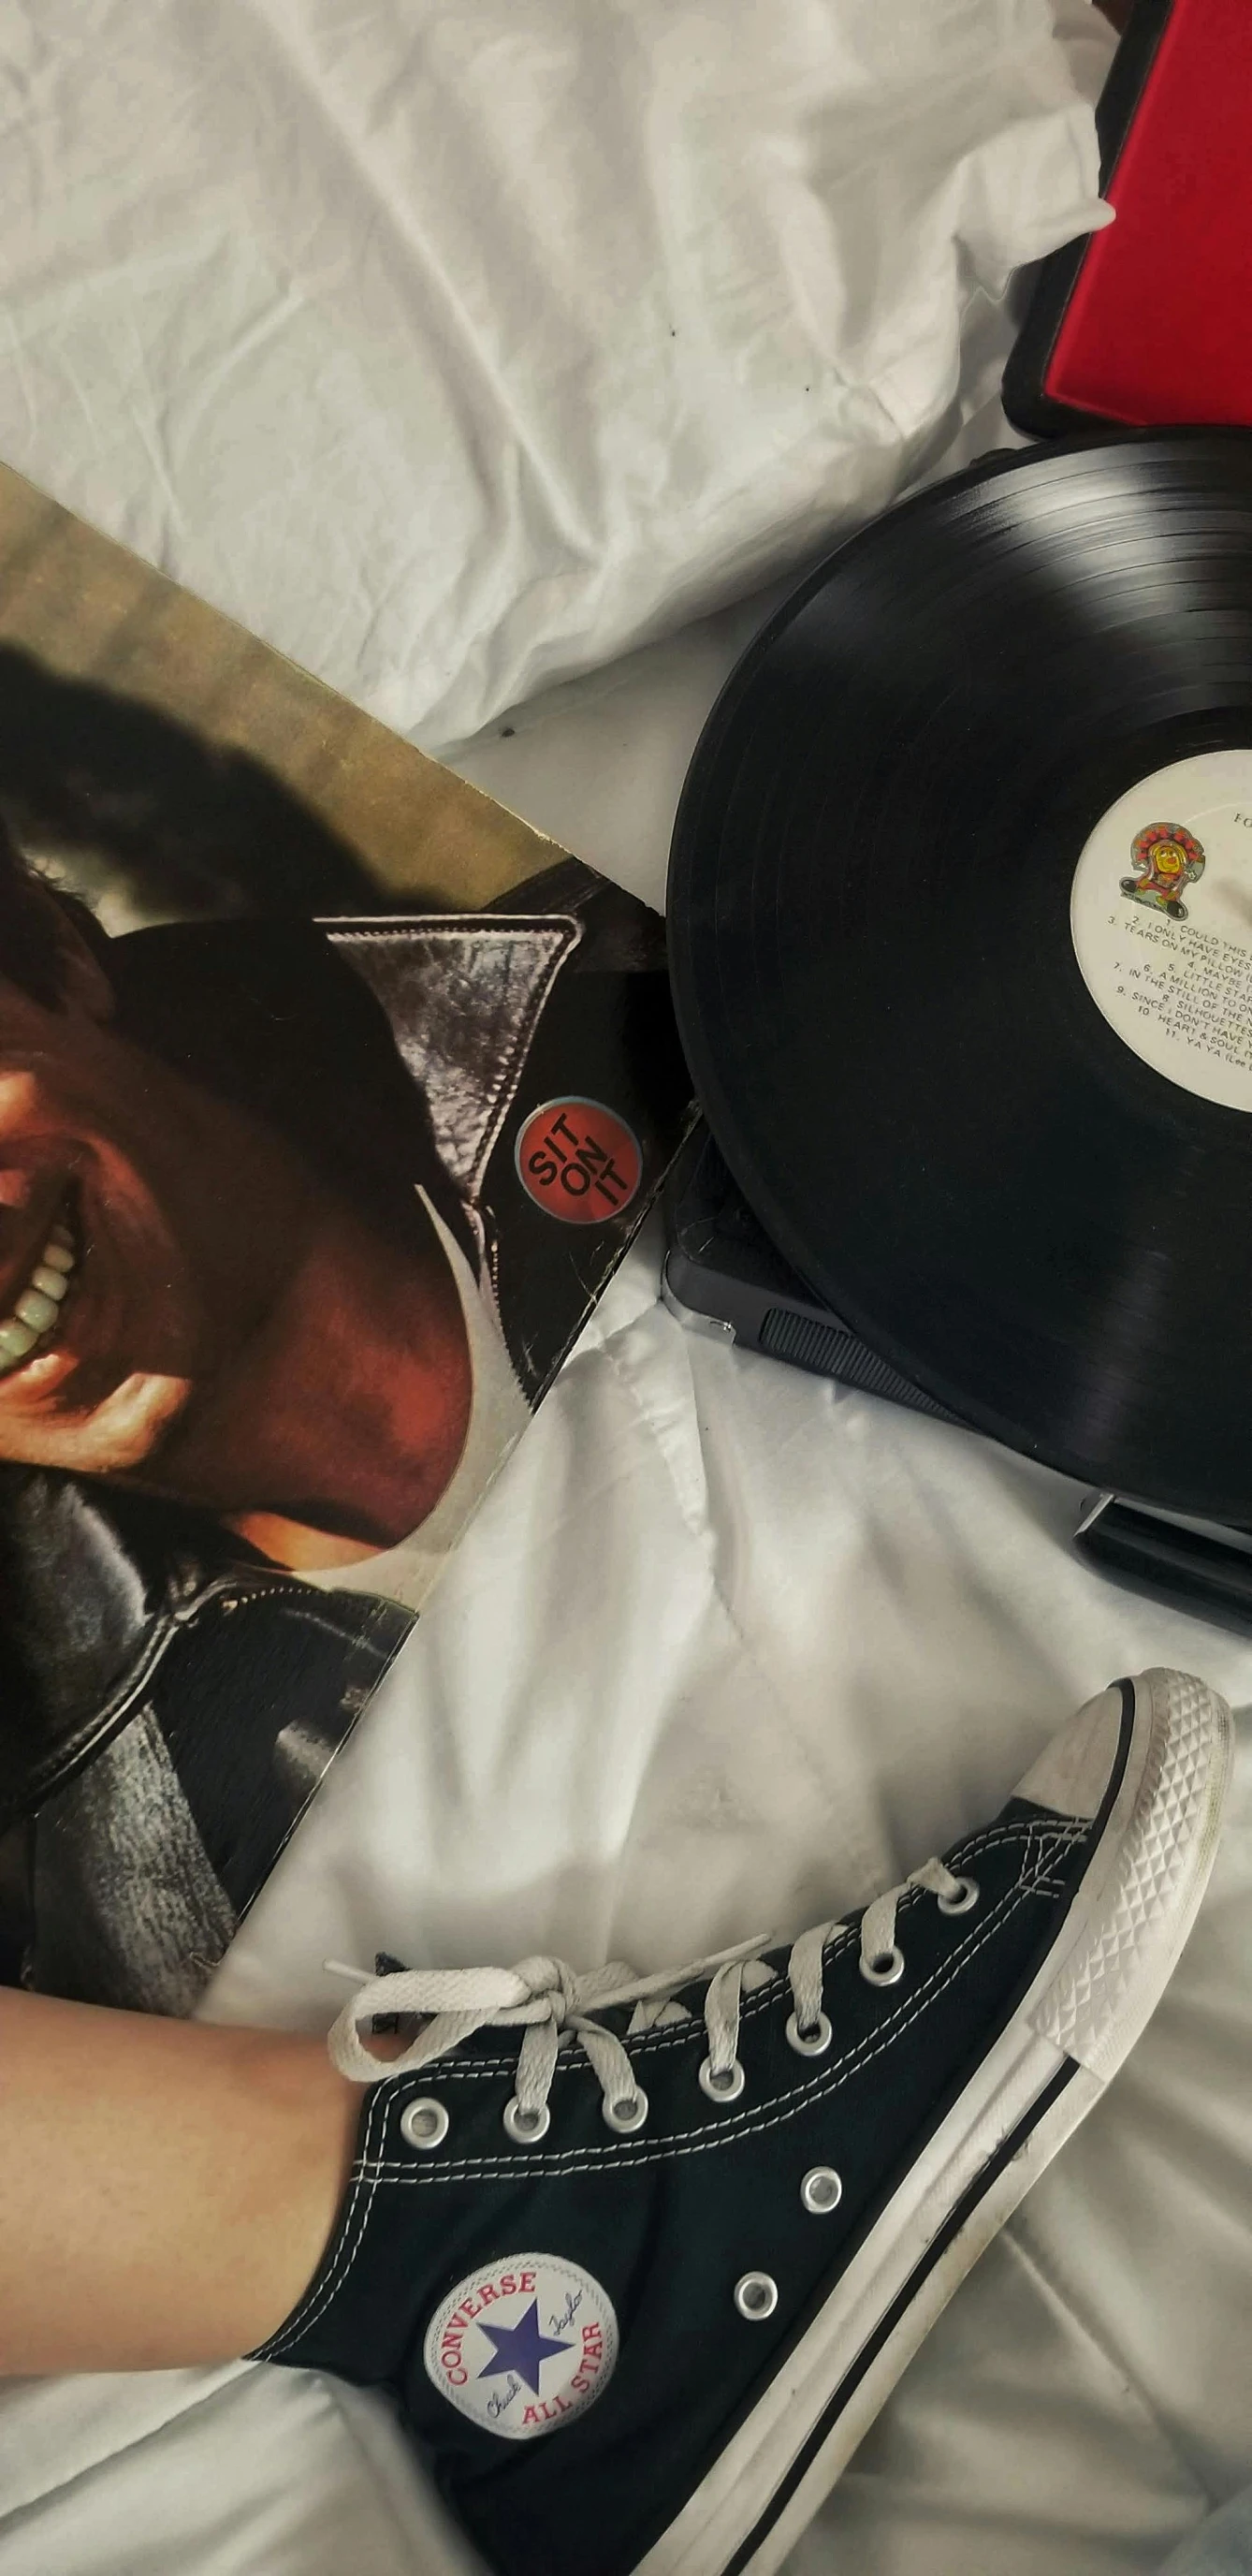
[265,1830,1066,2353]
[326,1852,984,2124]
[357,1822,1084,2083]
[323,1823,1066,2163]
[351,1830,1067,2186]
[258,2079,391,2357]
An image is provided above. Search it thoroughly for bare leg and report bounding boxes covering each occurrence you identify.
[0,1989,358,2375]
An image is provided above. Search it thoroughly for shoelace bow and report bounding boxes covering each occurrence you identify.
[326,1857,973,2129]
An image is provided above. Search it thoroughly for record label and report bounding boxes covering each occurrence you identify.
[1070,751,1252,1113]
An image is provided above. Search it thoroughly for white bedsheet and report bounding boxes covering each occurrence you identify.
[0,0,1108,752]
[7,3,1251,2570]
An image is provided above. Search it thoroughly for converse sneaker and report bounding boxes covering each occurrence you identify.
[257,1668,1231,2576]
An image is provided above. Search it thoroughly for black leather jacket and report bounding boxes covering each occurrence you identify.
[0,864,688,2009]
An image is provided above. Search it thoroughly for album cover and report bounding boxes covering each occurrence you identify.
[0,463,692,2012]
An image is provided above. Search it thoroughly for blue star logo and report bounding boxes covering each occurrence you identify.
[475,2298,573,2397]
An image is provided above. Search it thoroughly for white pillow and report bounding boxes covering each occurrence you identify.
[0,0,1108,752]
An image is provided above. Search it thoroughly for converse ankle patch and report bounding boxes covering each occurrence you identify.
[424,2253,618,2437]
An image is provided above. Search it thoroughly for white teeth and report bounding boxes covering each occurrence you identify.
[15,1286,60,1333]
[0,1214,77,1378]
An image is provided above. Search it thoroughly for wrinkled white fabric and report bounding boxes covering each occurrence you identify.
[0,0,1105,750]
[0,2363,486,2574]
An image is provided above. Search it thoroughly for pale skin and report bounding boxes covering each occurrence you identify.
[0,1986,362,2376]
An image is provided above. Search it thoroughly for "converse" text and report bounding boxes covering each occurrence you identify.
[437,2271,537,2385]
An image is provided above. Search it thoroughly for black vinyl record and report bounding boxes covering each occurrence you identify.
[668,432,1252,1522]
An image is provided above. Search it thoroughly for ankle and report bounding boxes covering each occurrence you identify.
[222,2027,363,2355]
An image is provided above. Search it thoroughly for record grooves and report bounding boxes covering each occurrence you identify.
[668,432,1252,1521]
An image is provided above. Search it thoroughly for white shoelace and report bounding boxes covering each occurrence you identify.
[325,1856,976,2134]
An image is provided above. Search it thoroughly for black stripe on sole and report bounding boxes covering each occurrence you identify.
[722,2058,1080,2575]
[647,1678,1140,2575]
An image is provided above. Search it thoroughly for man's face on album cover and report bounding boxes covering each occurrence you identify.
[0,880,219,1475]
[0,868,472,1552]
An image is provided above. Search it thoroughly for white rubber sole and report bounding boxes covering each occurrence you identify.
[635,1669,1233,2576]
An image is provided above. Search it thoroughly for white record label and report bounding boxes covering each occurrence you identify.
[1070,750,1252,1112]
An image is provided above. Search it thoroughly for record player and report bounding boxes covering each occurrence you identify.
[663,1120,1252,1637]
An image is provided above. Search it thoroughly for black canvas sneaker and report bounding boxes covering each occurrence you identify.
[258,1668,1231,2576]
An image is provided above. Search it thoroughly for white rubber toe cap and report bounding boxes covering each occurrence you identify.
[1012,1679,1130,1822]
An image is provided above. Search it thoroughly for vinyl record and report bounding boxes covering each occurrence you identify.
[668,432,1252,1521]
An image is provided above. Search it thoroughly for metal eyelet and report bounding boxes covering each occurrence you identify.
[698,2056,746,2103]
[800,2165,843,2215]
[602,2086,649,2134]
[859,1944,906,1987]
[785,2009,832,2058]
[936,1873,980,1916]
[734,2272,779,2321]
[399,2096,449,2152]
[502,2097,551,2144]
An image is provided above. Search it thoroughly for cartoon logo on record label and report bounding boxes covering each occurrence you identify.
[424,2252,619,2439]
[515,1097,643,1224]
[1120,821,1206,920]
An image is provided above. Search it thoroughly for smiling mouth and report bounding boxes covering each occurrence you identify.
[0,1205,78,1380]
